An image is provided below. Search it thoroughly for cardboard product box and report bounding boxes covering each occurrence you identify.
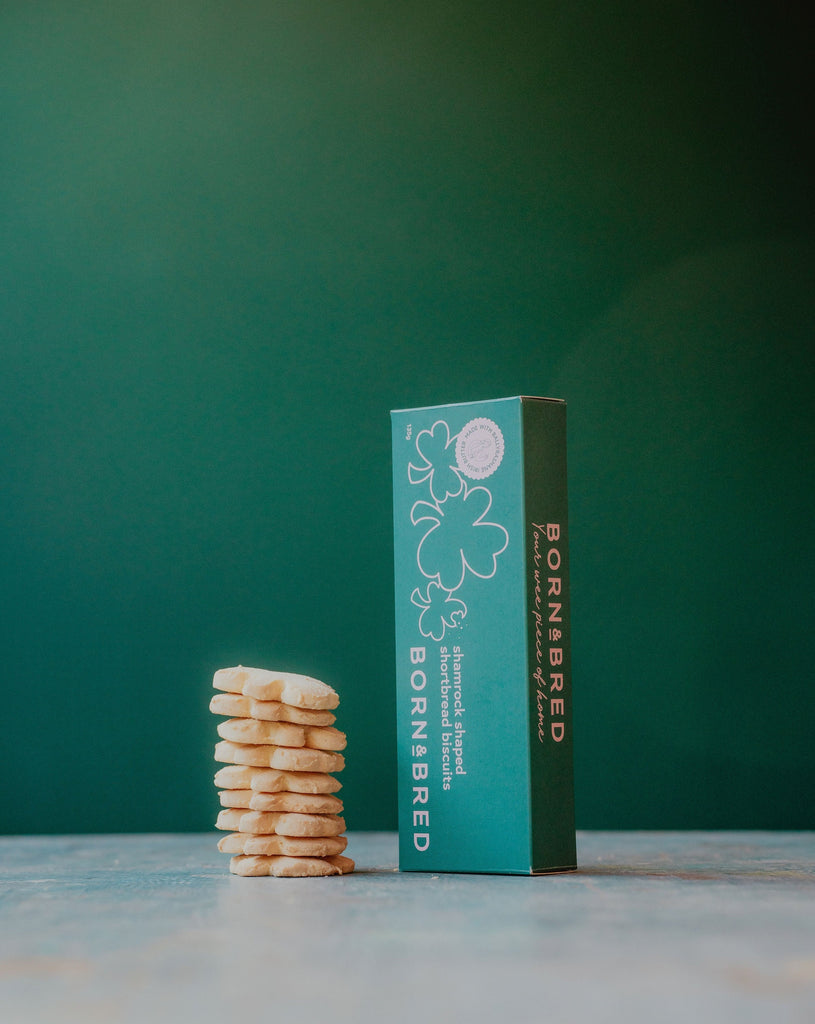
[391,396,576,874]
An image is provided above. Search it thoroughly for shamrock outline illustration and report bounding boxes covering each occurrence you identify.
[410,582,467,641]
[407,419,464,505]
[411,481,509,593]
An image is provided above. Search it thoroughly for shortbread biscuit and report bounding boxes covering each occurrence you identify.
[218,790,343,814]
[218,789,254,808]
[216,718,306,749]
[216,717,347,751]
[213,765,342,794]
[249,790,343,814]
[209,692,336,727]
[217,832,348,857]
[214,739,345,774]
[213,666,339,710]
[215,808,346,837]
[229,854,354,877]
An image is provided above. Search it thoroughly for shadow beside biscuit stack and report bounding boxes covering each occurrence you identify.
[210,665,354,877]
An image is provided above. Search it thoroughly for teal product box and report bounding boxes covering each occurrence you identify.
[391,396,576,874]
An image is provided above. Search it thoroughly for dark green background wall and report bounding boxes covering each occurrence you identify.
[2,2,812,834]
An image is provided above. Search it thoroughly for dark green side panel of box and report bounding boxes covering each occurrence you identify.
[523,399,577,871]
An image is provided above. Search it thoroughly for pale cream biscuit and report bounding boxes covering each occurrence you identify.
[213,765,342,794]
[243,835,348,857]
[209,692,336,727]
[301,725,346,751]
[218,789,343,814]
[216,718,306,749]
[214,739,345,774]
[217,832,348,857]
[215,808,346,837]
[213,666,339,710]
[216,717,347,752]
[229,854,355,877]
[218,789,254,808]
[217,832,249,854]
[250,791,343,814]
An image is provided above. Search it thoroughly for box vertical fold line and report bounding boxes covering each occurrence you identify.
[391,396,576,875]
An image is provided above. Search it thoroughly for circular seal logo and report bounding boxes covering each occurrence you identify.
[455,417,505,480]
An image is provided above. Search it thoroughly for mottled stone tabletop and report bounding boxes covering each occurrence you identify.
[1,831,813,1023]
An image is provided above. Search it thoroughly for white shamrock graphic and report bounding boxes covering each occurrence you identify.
[408,420,464,504]
[411,483,509,593]
[411,582,467,641]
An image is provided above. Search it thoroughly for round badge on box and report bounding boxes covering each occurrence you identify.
[455,418,505,480]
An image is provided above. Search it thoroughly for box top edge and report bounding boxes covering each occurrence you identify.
[390,395,565,415]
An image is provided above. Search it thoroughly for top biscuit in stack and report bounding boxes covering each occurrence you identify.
[213,666,339,710]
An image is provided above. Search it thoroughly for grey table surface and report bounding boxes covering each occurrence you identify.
[1,831,813,1024]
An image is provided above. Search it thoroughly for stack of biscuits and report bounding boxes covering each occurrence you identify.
[210,665,354,877]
